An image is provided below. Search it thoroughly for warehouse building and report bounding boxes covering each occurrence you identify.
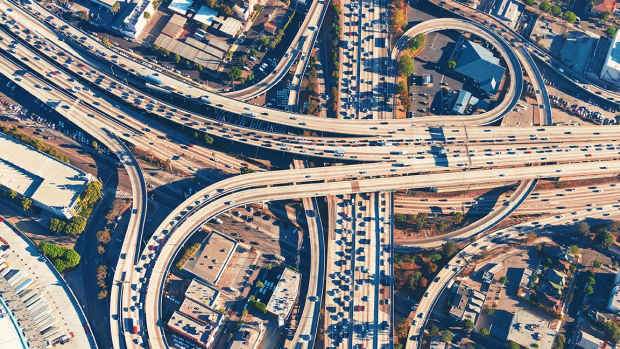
[600,31,620,88]
[0,133,92,219]
[453,40,506,96]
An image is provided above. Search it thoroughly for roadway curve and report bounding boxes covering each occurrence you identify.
[391,18,522,125]
[134,160,620,349]
[404,201,620,349]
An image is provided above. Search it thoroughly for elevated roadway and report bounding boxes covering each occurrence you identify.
[404,201,620,349]
[132,159,620,349]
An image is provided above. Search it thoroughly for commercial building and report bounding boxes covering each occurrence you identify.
[185,279,219,307]
[590,0,616,15]
[119,0,156,39]
[179,298,222,327]
[575,330,608,349]
[230,323,264,349]
[167,311,220,349]
[265,267,301,326]
[168,0,193,15]
[491,0,523,29]
[451,90,479,115]
[600,31,620,88]
[506,310,558,349]
[448,282,485,324]
[0,133,92,219]
[160,14,187,39]
[215,17,242,38]
[453,40,506,96]
[182,231,237,285]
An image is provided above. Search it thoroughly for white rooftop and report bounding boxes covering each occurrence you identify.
[0,133,90,219]
[168,0,193,16]
[601,30,620,84]
[194,5,218,26]
[266,268,300,324]
[506,309,557,349]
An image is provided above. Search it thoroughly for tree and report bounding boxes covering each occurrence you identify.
[408,34,426,51]
[563,11,576,23]
[257,281,264,288]
[551,5,562,16]
[600,231,614,249]
[594,260,602,268]
[552,334,566,349]
[143,11,151,19]
[448,60,457,69]
[480,327,490,336]
[525,0,535,5]
[97,245,106,255]
[539,1,551,11]
[111,1,120,14]
[577,221,590,237]
[240,167,255,174]
[97,230,111,244]
[509,341,520,349]
[454,212,464,225]
[203,134,214,145]
[441,330,453,343]
[463,319,474,330]
[21,197,32,211]
[499,276,508,284]
[97,289,108,299]
[570,245,580,255]
[229,66,242,81]
[442,240,459,258]
[430,325,440,337]
[261,36,271,47]
[396,319,411,340]
[586,285,594,295]
[607,27,618,38]
[9,190,17,200]
[153,0,159,8]
[65,216,87,235]
[398,55,415,77]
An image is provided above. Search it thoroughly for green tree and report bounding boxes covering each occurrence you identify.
[229,66,242,81]
[463,319,474,330]
[594,260,602,268]
[97,230,111,244]
[442,240,459,258]
[398,55,415,77]
[111,1,120,14]
[551,5,562,16]
[509,341,520,349]
[607,27,618,38]
[21,197,32,211]
[448,60,457,69]
[143,11,151,19]
[203,134,214,145]
[9,190,17,200]
[481,327,490,336]
[600,231,614,249]
[525,0,535,5]
[563,11,576,23]
[570,245,580,255]
[499,276,508,284]
[441,330,453,343]
[261,36,271,47]
[552,334,566,349]
[586,285,594,295]
[408,34,426,51]
[257,281,264,288]
[539,1,551,11]
[240,167,255,174]
[174,54,181,64]
[430,325,440,337]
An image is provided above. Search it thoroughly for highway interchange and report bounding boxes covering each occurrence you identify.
[1,0,620,348]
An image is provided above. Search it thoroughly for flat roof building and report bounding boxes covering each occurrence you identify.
[230,323,264,349]
[576,330,608,349]
[185,278,219,306]
[215,17,242,38]
[0,132,91,219]
[193,5,218,27]
[167,311,220,349]
[492,0,522,29]
[601,31,620,88]
[453,40,506,96]
[182,231,237,285]
[168,0,193,16]
[161,14,187,38]
[179,298,222,326]
[266,267,301,326]
[506,309,557,349]
[119,0,155,39]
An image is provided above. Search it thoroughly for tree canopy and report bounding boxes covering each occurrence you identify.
[398,55,415,77]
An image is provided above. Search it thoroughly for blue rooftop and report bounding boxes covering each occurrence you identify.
[454,40,506,95]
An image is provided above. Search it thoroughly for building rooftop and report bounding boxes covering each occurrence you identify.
[167,311,218,347]
[576,329,607,349]
[592,0,616,14]
[216,17,242,37]
[492,0,522,28]
[185,278,219,307]
[506,309,557,349]
[230,323,263,349]
[0,132,90,219]
[454,40,506,95]
[179,297,222,325]
[161,14,186,38]
[182,231,237,285]
[601,31,620,85]
[266,267,301,325]
[193,5,218,26]
[168,0,193,16]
